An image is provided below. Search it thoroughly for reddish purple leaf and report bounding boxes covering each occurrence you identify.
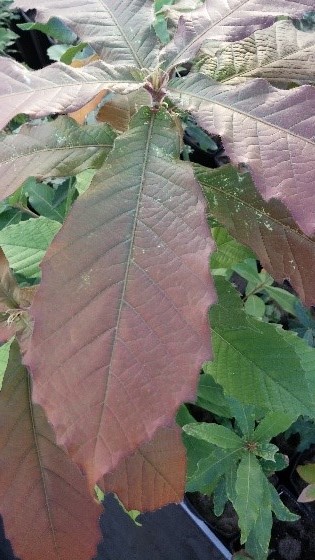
[100,424,186,511]
[160,0,315,68]
[0,58,144,129]
[195,164,315,306]
[168,75,315,237]
[25,107,215,487]
[0,341,102,560]
[12,0,159,68]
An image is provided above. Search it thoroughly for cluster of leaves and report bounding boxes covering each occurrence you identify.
[0,1,315,559]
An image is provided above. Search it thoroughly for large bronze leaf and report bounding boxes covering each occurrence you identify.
[160,0,315,69]
[100,424,186,511]
[195,164,315,306]
[168,75,315,236]
[13,0,159,68]
[0,341,102,560]
[0,117,116,199]
[25,107,215,486]
[0,58,144,129]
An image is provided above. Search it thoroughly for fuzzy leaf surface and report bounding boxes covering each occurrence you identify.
[13,0,159,68]
[198,19,315,86]
[169,76,315,236]
[25,106,215,486]
[0,341,102,560]
[100,424,186,511]
[0,58,144,129]
[0,117,116,199]
[195,164,315,305]
[254,412,295,443]
[160,0,315,69]
[204,277,315,417]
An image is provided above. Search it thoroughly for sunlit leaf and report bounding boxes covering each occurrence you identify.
[160,0,314,69]
[25,106,215,486]
[169,76,315,237]
[204,277,315,417]
[0,217,61,279]
[0,58,144,129]
[13,0,159,68]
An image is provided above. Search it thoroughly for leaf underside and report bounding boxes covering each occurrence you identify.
[25,106,215,486]
[100,424,186,511]
[0,341,102,560]
[195,164,315,306]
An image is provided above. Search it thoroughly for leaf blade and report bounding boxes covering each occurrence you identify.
[25,107,215,486]
[0,58,144,129]
[13,0,159,68]
[0,341,102,560]
[0,117,116,200]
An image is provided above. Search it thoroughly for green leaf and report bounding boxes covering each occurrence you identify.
[60,43,88,64]
[0,218,61,279]
[74,169,97,196]
[227,399,256,439]
[234,453,264,543]
[254,412,295,443]
[210,227,254,272]
[268,483,300,522]
[183,423,243,450]
[297,463,315,484]
[176,404,196,427]
[245,481,273,560]
[255,443,278,462]
[18,17,77,44]
[204,277,315,417]
[187,447,242,492]
[197,374,232,417]
[232,259,261,285]
[182,432,214,481]
[115,495,142,527]
[0,337,14,390]
[23,178,65,223]
[244,295,265,319]
[213,477,228,516]
[260,452,289,475]
[264,286,299,315]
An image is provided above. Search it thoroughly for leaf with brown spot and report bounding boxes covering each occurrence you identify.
[25,106,215,487]
[0,340,102,560]
[100,424,186,511]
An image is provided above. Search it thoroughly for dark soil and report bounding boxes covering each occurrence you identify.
[187,485,315,560]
